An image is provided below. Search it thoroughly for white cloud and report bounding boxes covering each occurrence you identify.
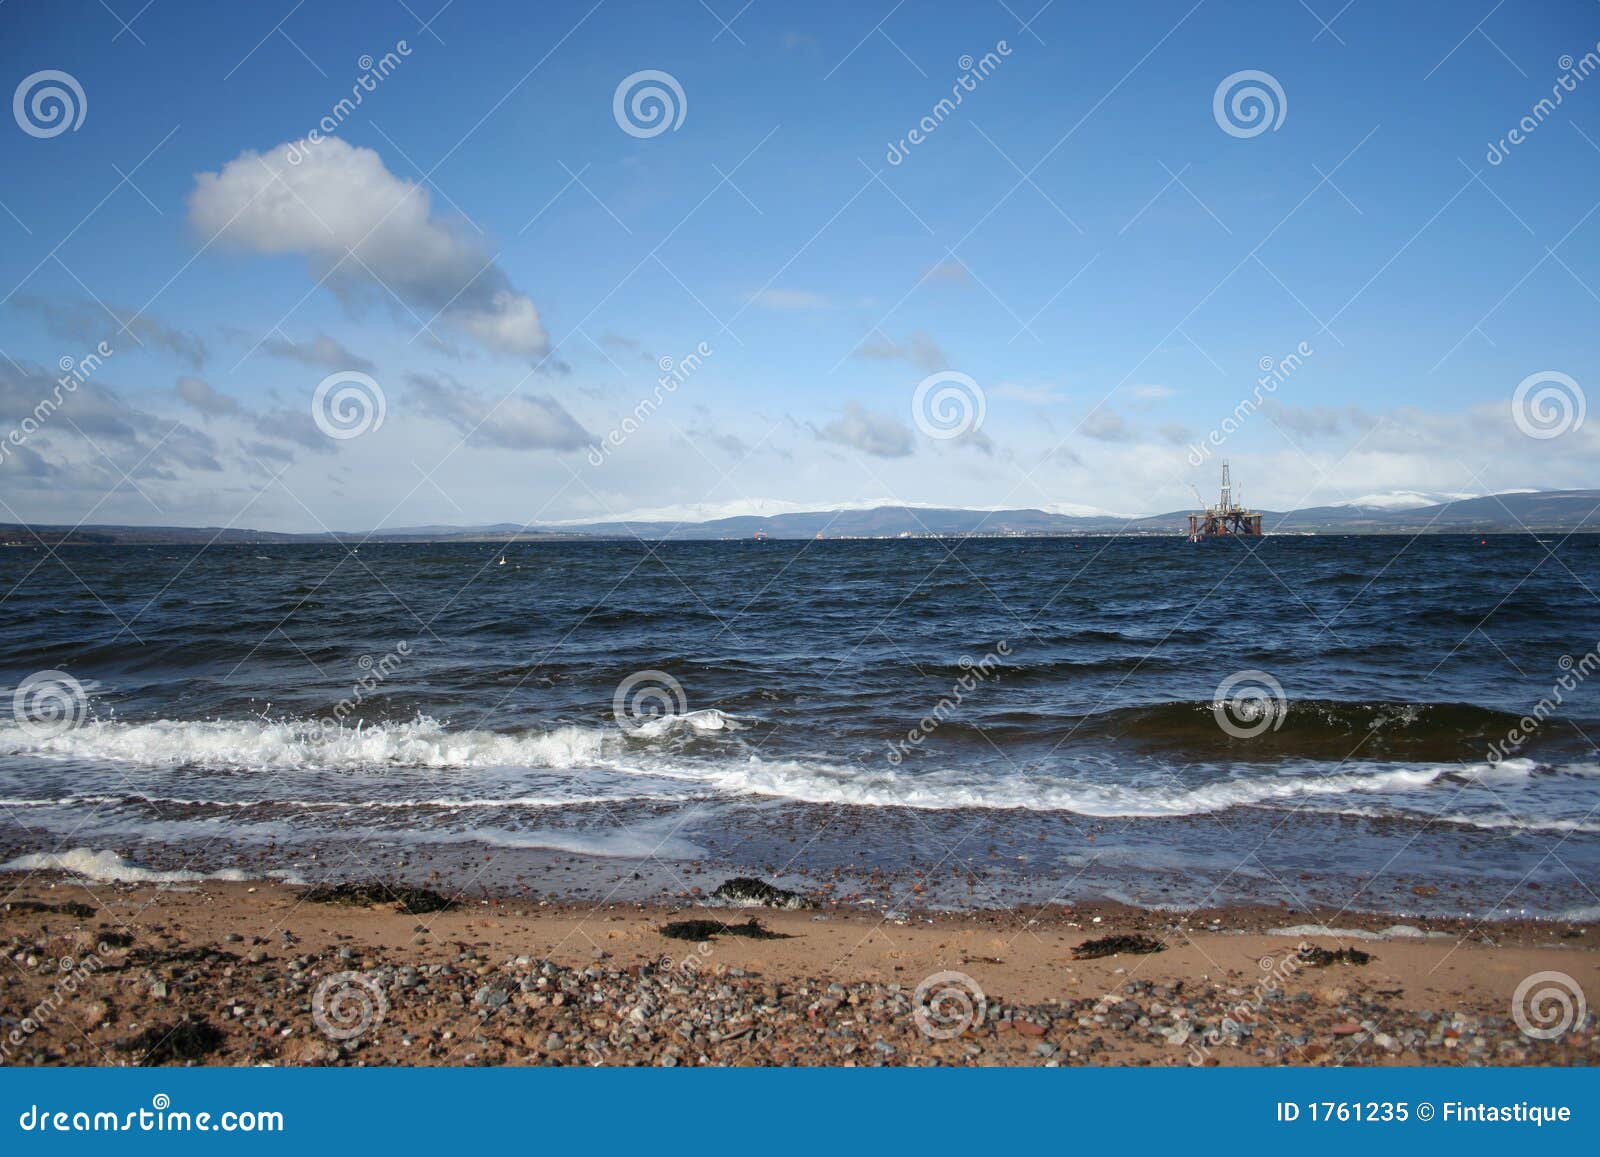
[175,375,239,416]
[818,403,915,458]
[188,139,548,359]
[855,329,947,372]
[261,332,374,373]
[407,371,591,451]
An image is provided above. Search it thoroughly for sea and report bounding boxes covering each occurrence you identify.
[2,535,1598,919]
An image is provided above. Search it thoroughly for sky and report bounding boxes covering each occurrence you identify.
[1,0,1598,532]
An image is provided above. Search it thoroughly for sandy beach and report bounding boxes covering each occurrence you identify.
[2,872,1594,1067]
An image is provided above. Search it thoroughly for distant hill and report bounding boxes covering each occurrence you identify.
[3,490,1597,545]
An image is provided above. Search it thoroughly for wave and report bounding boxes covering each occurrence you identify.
[0,713,736,772]
[0,715,1585,830]
[0,847,304,885]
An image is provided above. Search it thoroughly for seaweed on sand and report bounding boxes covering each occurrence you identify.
[660,918,790,941]
[1298,945,1372,967]
[1073,934,1166,959]
[120,1018,225,1065]
[300,882,454,914]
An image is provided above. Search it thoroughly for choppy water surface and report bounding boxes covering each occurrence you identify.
[2,536,1598,917]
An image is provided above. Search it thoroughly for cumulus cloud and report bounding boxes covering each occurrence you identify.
[407,371,591,451]
[818,403,915,458]
[176,376,239,416]
[261,332,374,373]
[855,329,948,372]
[188,139,549,359]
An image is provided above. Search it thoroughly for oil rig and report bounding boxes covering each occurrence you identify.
[1187,462,1263,542]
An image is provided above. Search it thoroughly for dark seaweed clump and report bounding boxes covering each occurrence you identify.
[711,877,815,909]
[120,1018,225,1065]
[1074,934,1166,959]
[1298,945,1372,967]
[301,882,454,914]
[660,918,790,941]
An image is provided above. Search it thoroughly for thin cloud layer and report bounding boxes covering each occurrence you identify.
[188,139,549,359]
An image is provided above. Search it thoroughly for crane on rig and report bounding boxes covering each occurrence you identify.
[1187,461,1263,542]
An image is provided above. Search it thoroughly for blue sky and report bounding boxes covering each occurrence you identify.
[1,0,1597,531]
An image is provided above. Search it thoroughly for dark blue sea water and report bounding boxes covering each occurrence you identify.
[2,535,1598,917]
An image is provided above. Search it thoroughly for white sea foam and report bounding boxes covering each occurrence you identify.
[0,716,1577,827]
[0,847,303,885]
[1268,923,1451,941]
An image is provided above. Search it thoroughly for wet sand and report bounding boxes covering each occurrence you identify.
[2,873,1595,1067]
